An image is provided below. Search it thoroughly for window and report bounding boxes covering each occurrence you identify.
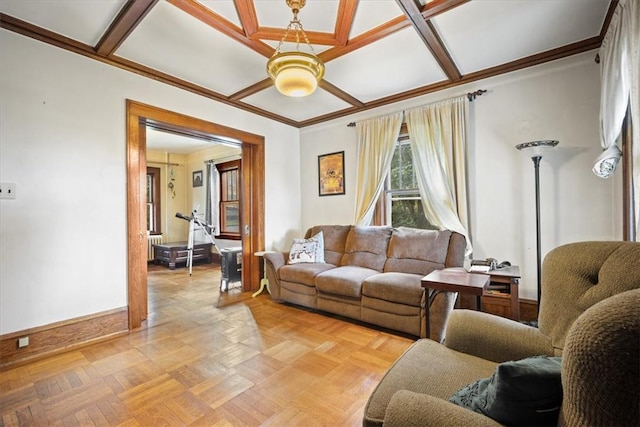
[146,167,161,234]
[377,137,436,230]
[218,159,241,239]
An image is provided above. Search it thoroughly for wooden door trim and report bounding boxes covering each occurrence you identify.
[126,100,265,329]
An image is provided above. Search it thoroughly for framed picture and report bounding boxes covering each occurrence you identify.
[192,170,203,187]
[318,151,345,196]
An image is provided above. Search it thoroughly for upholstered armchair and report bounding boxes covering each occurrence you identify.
[363,241,640,427]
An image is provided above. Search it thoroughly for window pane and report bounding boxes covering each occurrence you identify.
[391,197,436,230]
[390,141,416,190]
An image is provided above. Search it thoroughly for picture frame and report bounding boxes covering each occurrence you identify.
[318,151,345,196]
[192,170,203,187]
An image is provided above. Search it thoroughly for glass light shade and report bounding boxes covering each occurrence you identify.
[515,140,559,158]
[267,51,325,97]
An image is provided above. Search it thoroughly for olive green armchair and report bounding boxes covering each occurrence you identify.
[363,241,640,427]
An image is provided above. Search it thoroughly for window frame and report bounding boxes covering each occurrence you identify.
[217,159,241,240]
[374,132,435,230]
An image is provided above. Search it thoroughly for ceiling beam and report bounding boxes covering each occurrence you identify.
[320,16,411,62]
[421,0,470,19]
[229,79,274,101]
[319,80,365,108]
[395,0,461,81]
[334,0,358,46]
[234,0,259,36]
[95,0,158,56]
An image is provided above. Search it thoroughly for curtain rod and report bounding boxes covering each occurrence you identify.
[148,160,180,166]
[346,89,487,127]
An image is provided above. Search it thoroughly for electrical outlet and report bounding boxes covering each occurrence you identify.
[0,183,16,199]
[18,336,29,348]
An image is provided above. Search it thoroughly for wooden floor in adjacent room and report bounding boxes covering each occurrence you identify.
[0,263,414,426]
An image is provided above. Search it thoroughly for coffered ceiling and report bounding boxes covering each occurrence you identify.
[0,0,614,128]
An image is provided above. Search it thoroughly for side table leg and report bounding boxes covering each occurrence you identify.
[252,278,269,297]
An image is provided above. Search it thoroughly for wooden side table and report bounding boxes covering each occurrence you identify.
[421,269,490,340]
[471,266,521,321]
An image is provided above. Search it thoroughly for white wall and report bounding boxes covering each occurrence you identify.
[0,30,301,334]
[300,52,620,301]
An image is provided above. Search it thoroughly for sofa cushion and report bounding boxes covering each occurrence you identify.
[384,228,452,275]
[280,263,336,287]
[315,265,379,298]
[308,225,351,266]
[362,272,425,307]
[341,226,392,271]
[449,356,563,427]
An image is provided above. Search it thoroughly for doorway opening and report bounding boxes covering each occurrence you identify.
[126,100,265,329]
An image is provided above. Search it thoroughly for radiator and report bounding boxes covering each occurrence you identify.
[147,234,164,261]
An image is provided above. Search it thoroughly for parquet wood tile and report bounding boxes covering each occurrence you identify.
[0,263,414,426]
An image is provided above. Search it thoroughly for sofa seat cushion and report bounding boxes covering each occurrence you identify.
[362,272,425,307]
[279,263,337,287]
[315,265,379,298]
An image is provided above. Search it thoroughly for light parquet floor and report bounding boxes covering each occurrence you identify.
[1,263,414,426]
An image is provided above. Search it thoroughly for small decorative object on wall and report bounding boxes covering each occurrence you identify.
[192,170,203,187]
[318,151,345,196]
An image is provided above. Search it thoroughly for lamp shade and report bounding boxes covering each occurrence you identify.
[515,140,559,158]
[267,51,325,97]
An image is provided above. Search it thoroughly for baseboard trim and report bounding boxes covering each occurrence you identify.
[0,307,128,370]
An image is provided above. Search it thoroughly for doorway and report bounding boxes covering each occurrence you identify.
[126,100,265,329]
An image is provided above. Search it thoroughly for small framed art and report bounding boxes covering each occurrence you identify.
[318,151,345,196]
[192,170,203,187]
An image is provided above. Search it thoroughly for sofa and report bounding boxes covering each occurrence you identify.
[263,225,466,342]
[363,241,640,427]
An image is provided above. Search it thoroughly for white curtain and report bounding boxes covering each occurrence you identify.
[405,96,472,255]
[354,112,403,225]
[205,161,220,236]
[596,0,639,240]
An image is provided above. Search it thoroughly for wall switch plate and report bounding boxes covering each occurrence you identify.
[0,183,16,199]
[18,336,29,348]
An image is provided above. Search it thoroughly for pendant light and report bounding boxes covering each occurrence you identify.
[266,0,325,97]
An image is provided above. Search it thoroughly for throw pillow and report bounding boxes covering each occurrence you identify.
[288,240,318,264]
[449,356,563,426]
[290,231,325,264]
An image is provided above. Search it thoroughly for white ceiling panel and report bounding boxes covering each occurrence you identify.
[326,27,446,102]
[244,86,352,122]
[198,1,241,27]
[349,0,403,38]
[0,0,125,45]
[432,0,611,74]
[115,1,268,96]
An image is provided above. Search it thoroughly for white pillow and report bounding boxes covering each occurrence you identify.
[288,231,325,264]
[288,240,318,264]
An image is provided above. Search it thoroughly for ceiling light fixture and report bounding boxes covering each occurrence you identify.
[266,0,325,97]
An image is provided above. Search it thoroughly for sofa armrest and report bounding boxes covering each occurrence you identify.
[264,252,286,301]
[444,310,554,362]
[384,390,501,427]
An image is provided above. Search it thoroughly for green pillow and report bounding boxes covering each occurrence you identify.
[449,356,563,426]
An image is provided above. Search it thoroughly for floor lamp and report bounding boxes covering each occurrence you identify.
[516,140,559,315]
